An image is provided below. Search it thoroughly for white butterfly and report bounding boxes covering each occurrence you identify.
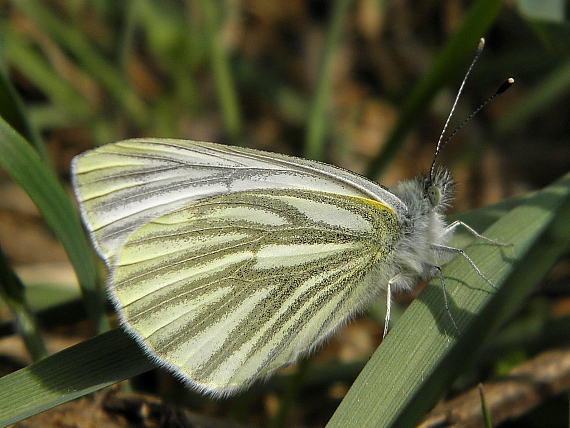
[71,136,499,397]
[71,39,508,397]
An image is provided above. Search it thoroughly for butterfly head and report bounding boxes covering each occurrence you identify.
[424,167,455,213]
[388,167,455,221]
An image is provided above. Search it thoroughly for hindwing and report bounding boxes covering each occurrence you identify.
[112,189,401,394]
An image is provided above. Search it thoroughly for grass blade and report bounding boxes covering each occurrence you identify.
[0,330,152,427]
[0,117,109,332]
[328,172,570,427]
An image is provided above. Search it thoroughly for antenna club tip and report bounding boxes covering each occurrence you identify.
[478,38,485,49]
[498,78,515,94]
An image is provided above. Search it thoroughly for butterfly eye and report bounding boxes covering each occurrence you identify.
[427,185,441,207]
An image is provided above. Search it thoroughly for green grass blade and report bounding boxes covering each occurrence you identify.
[327,172,570,427]
[0,37,45,159]
[304,0,354,161]
[479,384,493,428]
[200,0,243,145]
[0,245,47,361]
[0,116,109,333]
[0,329,153,427]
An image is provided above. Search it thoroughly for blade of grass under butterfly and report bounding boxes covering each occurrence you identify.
[0,329,153,427]
[327,172,570,427]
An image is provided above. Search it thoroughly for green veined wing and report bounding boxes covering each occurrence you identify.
[111,188,400,395]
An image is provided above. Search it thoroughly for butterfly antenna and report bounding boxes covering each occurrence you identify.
[436,77,514,165]
[429,38,486,182]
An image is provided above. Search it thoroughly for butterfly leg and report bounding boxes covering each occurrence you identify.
[444,220,511,247]
[383,279,393,339]
[384,269,460,337]
[384,273,412,338]
[432,264,460,334]
[432,244,497,289]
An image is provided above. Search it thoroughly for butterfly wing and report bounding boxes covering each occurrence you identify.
[112,188,401,396]
[71,139,406,265]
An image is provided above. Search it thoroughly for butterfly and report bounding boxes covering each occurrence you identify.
[71,39,509,397]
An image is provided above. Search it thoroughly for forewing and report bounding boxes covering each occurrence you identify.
[71,139,405,264]
[111,189,401,396]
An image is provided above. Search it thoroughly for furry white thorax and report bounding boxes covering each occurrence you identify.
[386,167,456,293]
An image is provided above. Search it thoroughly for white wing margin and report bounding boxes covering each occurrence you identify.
[71,138,405,264]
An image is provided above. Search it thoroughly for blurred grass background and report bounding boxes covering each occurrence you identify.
[0,0,569,426]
